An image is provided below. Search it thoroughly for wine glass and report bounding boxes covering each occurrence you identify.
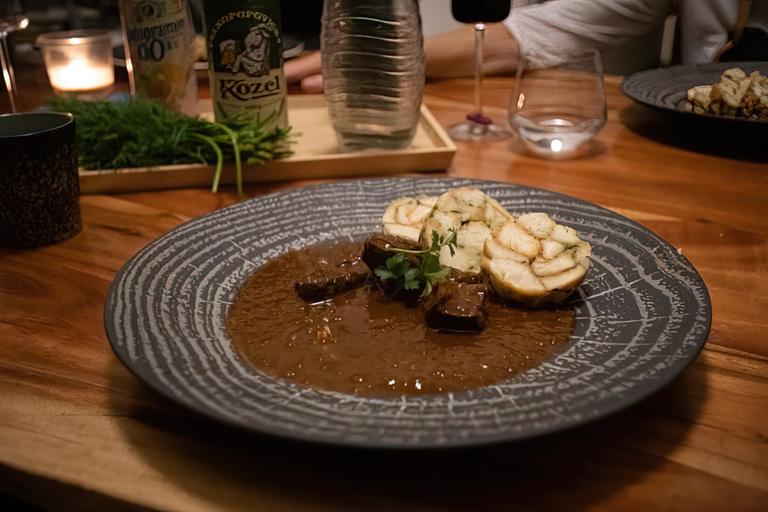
[509,48,606,159]
[447,0,512,142]
[0,0,28,113]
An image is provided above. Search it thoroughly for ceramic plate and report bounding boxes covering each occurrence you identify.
[105,178,711,448]
[621,61,767,123]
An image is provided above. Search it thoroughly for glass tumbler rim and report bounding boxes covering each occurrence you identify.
[36,29,112,47]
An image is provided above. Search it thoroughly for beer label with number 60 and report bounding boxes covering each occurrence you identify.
[121,0,197,112]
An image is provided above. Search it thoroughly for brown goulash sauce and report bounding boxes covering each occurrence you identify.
[228,241,576,397]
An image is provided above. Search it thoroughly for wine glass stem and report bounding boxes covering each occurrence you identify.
[473,22,486,116]
[0,32,19,113]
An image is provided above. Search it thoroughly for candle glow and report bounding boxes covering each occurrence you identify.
[48,58,114,92]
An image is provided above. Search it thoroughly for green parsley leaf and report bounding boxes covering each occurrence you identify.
[374,228,458,298]
[374,268,396,281]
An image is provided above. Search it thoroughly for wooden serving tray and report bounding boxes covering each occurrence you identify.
[79,94,456,194]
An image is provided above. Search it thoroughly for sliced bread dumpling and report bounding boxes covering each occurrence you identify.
[481,214,590,306]
[420,187,514,273]
[381,196,437,243]
[379,188,591,307]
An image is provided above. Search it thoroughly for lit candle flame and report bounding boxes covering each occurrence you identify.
[49,59,113,92]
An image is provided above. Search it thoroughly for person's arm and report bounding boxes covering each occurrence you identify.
[287,23,520,88]
[505,0,669,68]
[284,51,324,93]
[424,0,668,78]
[679,0,743,63]
[424,22,521,78]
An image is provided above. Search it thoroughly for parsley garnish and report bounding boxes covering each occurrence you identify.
[374,228,458,298]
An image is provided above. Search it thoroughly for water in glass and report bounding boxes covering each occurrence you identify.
[510,49,606,158]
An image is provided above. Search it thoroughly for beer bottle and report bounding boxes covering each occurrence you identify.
[119,0,199,115]
[202,0,288,129]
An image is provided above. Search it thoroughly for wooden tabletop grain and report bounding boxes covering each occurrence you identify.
[1,68,767,511]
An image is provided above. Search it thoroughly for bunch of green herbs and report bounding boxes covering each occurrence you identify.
[375,228,458,298]
[47,96,296,197]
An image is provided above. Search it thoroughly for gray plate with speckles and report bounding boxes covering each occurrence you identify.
[621,61,768,123]
[105,178,711,449]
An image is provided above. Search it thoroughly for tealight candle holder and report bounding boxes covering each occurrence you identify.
[37,29,114,98]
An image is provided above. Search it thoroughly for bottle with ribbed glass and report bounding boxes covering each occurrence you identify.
[321,0,425,151]
[201,0,287,129]
[119,0,199,114]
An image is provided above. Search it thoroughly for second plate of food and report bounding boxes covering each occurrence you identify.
[621,61,767,123]
[105,178,711,448]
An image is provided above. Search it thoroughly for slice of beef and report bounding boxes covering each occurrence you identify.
[443,267,487,285]
[361,232,422,271]
[423,281,489,332]
[294,257,370,303]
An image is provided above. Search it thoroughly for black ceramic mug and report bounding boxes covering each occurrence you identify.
[0,112,82,248]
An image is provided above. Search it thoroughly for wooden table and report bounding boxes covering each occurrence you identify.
[1,68,767,511]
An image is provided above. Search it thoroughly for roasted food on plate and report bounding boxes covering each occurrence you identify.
[379,187,591,307]
[686,67,768,119]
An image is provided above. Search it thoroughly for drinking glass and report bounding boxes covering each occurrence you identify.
[0,0,28,113]
[0,112,81,247]
[37,29,115,98]
[447,0,512,142]
[509,48,606,158]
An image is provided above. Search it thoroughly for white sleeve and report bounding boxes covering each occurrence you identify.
[679,0,739,63]
[504,0,670,68]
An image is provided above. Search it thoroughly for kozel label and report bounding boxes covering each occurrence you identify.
[219,75,282,101]
[206,8,287,126]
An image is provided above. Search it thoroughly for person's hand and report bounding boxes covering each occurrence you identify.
[284,50,323,93]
